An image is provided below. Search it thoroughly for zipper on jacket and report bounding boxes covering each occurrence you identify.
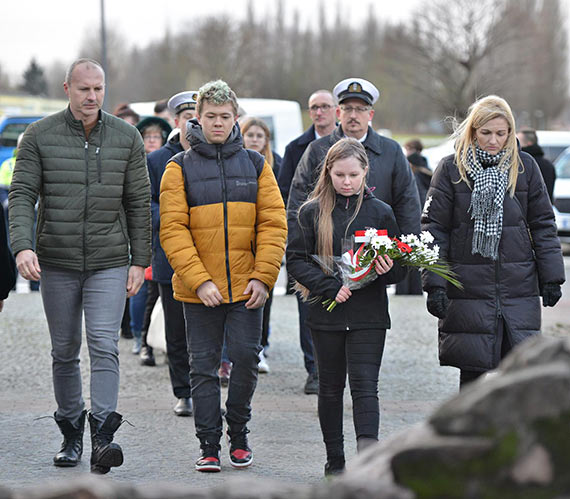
[83,141,89,270]
[96,147,101,183]
[218,148,233,302]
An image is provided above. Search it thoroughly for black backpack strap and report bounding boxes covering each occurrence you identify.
[245,149,265,178]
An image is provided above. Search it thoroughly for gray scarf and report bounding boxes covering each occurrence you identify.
[466,146,509,260]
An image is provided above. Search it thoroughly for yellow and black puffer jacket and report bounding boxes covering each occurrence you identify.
[159,121,287,303]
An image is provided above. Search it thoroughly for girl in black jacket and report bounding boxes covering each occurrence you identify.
[286,138,406,476]
[422,96,565,389]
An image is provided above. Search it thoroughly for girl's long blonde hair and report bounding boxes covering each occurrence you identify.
[240,117,275,168]
[299,138,369,274]
[452,95,520,196]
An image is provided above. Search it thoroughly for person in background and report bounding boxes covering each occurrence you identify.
[516,128,556,203]
[240,116,283,374]
[0,133,24,211]
[128,117,172,354]
[154,98,176,128]
[145,90,197,416]
[287,138,406,476]
[160,80,286,472]
[0,133,40,292]
[422,95,565,389]
[113,102,141,340]
[277,89,338,395]
[9,58,150,473]
[287,79,421,393]
[113,103,140,126]
[396,139,433,295]
[0,205,16,312]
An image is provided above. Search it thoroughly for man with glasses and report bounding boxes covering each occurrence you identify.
[278,90,338,202]
[278,89,337,395]
[288,78,421,238]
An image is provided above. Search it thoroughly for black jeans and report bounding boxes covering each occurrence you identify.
[459,317,514,390]
[297,296,316,374]
[159,283,192,399]
[183,301,262,444]
[311,327,386,459]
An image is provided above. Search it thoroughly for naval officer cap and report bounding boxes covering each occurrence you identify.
[167,91,199,115]
[333,78,379,106]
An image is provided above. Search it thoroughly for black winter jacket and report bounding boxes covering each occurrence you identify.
[287,190,407,332]
[521,144,556,203]
[277,125,317,202]
[422,153,565,371]
[148,136,183,284]
[287,125,421,237]
[0,206,16,300]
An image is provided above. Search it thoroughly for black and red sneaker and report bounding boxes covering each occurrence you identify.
[195,444,221,472]
[228,430,253,468]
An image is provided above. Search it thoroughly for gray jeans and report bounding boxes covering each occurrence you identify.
[40,264,128,424]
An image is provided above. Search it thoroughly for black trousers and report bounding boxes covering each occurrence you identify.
[459,317,514,390]
[141,280,160,347]
[158,283,191,399]
[311,327,386,459]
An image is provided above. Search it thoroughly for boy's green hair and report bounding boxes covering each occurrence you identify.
[197,80,238,116]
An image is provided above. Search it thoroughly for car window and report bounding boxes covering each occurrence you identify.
[542,146,567,163]
[0,123,31,147]
[555,153,570,179]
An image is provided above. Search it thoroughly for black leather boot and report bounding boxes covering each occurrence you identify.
[53,410,86,467]
[88,411,124,474]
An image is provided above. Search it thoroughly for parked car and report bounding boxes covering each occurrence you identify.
[423,130,570,171]
[0,115,44,166]
[553,147,570,242]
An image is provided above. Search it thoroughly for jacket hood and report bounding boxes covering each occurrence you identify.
[187,118,243,159]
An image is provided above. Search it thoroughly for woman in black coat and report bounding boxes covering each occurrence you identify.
[287,138,406,476]
[422,96,565,388]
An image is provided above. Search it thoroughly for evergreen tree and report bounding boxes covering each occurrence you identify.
[21,58,48,96]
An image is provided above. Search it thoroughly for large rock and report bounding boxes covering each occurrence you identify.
[348,336,570,497]
[9,337,570,499]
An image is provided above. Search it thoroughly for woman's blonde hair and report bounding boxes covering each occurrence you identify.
[240,117,275,168]
[300,138,369,274]
[453,95,520,196]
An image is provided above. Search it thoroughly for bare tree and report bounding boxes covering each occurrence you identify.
[383,0,530,118]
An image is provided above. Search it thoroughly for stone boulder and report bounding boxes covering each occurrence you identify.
[6,336,570,499]
[348,335,570,497]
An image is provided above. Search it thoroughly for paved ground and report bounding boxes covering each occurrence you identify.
[0,258,568,492]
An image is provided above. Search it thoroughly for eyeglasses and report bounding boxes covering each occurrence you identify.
[309,104,334,112]
[339,105,371,114]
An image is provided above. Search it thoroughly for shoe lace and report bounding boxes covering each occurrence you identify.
[201,443,220,458]
[229,430,250,451]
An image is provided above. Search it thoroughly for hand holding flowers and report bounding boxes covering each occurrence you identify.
[320,229,462,311]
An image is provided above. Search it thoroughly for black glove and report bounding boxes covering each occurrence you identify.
[427,288,449,319]
[542,283,562,307]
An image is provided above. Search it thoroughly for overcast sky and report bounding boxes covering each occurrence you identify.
[3,0,422,82]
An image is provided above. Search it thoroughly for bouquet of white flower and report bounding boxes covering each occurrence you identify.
[316,228,462,311]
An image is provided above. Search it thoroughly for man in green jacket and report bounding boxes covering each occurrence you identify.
[9,58,151,474]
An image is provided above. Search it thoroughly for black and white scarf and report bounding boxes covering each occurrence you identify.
[466,145,509,260]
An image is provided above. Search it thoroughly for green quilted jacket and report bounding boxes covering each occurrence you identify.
[9,107,151,271]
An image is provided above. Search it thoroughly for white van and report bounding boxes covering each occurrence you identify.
[131,98,303,157]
